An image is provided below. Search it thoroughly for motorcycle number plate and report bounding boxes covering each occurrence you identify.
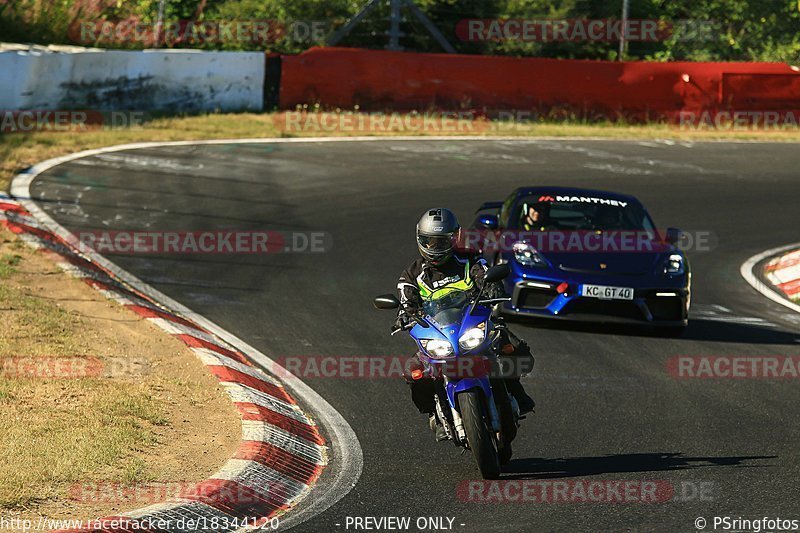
[580,284,634,300]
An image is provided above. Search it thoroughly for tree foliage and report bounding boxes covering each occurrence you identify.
[2,0,800,62]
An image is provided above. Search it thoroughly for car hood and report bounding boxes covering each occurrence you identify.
[542,246,670,276]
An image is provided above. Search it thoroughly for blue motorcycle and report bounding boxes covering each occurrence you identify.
[374,264,521,479]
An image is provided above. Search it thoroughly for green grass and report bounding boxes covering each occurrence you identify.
[0,254,22,278]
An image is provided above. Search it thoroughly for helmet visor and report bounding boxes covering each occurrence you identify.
[417,233,455,253]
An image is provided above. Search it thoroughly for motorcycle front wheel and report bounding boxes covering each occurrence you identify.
[459,390,501,479]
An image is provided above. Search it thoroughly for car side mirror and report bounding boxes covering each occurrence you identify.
[484,264,510,284]
[476,214,499,230]
[665,227,682,245]
[373,294,400,310]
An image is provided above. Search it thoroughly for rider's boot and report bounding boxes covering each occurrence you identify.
[506,378,535,414]
[429,414,449,442]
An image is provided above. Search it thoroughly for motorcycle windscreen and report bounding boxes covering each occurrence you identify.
[423,290,469,327]
[432,308,463,327]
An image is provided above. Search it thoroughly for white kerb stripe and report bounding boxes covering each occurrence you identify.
[192,348,284,387]
[211,458,308,503]
[221,382,309,424]
[241,420,326,465]
[147,317,225,347]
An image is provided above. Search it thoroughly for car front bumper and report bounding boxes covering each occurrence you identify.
[502,273,690,326]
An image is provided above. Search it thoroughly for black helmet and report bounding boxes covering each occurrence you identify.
[532,201,551,217]
[416,208,460,265]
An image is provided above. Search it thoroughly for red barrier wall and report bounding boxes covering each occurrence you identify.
[722,73,800,110]
[280,47,800,120]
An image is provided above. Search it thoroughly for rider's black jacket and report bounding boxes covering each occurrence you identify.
[396,252,505,316]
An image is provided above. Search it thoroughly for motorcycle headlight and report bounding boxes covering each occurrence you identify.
[664,253,685,275]
[513,242,546,268]
[458,322,487,351]
[420,339,454,358]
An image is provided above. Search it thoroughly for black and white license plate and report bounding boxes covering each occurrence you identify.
[580,284,634,300]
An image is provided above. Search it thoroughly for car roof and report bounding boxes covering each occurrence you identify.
[512,186,642,205]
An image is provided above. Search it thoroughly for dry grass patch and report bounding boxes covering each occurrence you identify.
[0,228,240,520]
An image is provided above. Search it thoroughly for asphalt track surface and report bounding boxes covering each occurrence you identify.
[28,139,800,532]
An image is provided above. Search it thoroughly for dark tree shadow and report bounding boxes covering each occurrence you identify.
[508,315,800,345]
[502,452,776,480]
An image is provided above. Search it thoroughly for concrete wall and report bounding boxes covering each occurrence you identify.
[0,45,264,112]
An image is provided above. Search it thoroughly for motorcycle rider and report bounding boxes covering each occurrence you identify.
[396,208,535,441]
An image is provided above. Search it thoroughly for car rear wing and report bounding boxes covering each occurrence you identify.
[475,201,503,213]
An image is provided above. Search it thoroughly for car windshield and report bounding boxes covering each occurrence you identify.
[515,196,656,232]
[422,290,468,326]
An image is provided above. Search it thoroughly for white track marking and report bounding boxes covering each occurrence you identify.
[583,162,655,175]
[690,303,781,328]
[73,153,206,172]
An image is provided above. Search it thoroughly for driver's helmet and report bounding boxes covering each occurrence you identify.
[524,201,551,227]
[594,205,621,228]
[416,208,460,265]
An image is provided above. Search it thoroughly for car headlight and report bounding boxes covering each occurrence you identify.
[513,242,546,267]
[664,253,685,275]
[458,322,487,350]
[420,339,454,358]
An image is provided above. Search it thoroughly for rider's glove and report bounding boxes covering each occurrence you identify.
[393,315,407,332]
[394,305,421,332]
[480,282,508,319]
[483,281,507,300]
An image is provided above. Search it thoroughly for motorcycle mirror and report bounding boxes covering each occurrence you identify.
[373,294,400,310]
[484,264,511,284]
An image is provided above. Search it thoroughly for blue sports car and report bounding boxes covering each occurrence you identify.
[469,187,691,330]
